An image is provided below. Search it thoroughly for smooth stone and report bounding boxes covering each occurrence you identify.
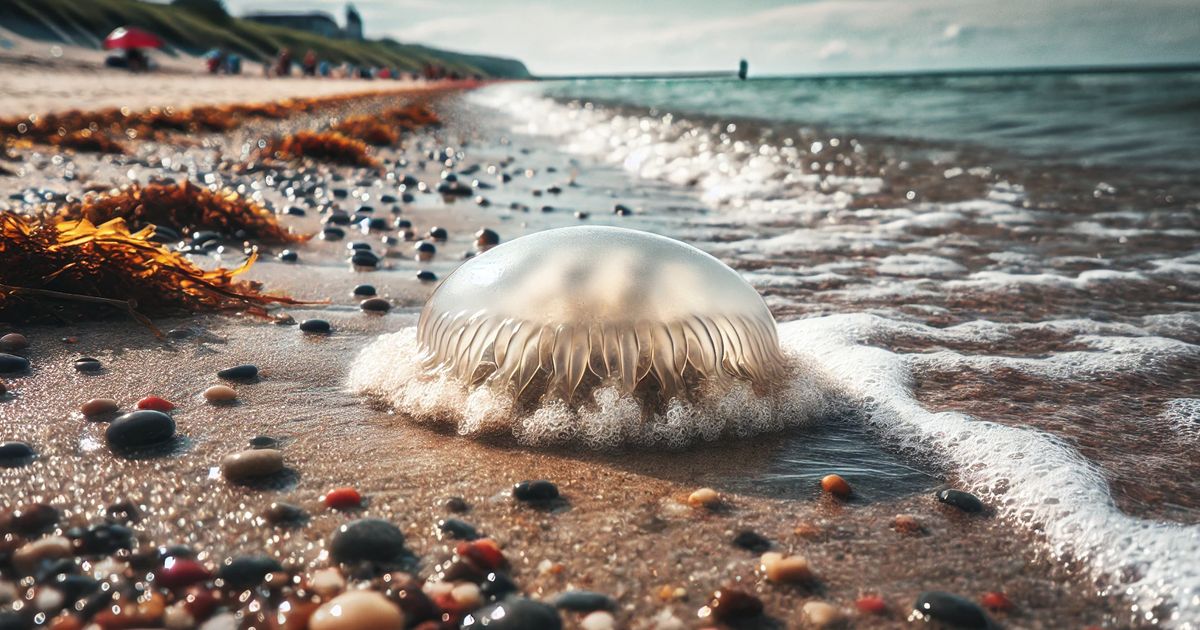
[581,611,616,630]
[760,552,814,583]
[217,364,258,380]
[249,435,279,449]
[705,588,763,622]
[394,219,413,229]
[427,227,448,241]
[732,530,772,553]
[480,571,518,601]
[81,398,119,416]
[0,333,28,351]
[73,523,133,554]
[0,353,30,373]
[278,250,299,263]
[348,242,372,251]
[821,474,852,498]
[309,567,346,598]
[462,597,561,630]
[913,591,991,628]
[0,441,36,467]
[220,449,284,480]
[513,480,559,502]
[105,499,141,523]
[10,503,59,534]
[801,601,844,628]
[351,251,380,267]
[474,228,500,248]
[322,227,346,241]
[416,270,437,282]
[613,203,632,215]
[284,206,306,216]
[157,557,212,590]
[445,497,469,512]
[937,489,985,513]
[330,518,409,567]
[216,556,283,590]
[360,298,391,313]
[352,284,377,297]
[105,410,175,449]
[688,487,721,509]
[552,590,617,612]
[12,536,73,573]
[365,218,390,231]
[310,590,405,630]
[264,501,308,525]
[203,385,238,403]
[74,357,102,372]
[299,319,331,334]
[437,518,479,540]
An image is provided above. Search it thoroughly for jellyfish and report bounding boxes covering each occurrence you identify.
[352,226,825,448]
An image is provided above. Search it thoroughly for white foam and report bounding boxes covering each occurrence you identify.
[779,314,1200,628]
[348,327,836,450]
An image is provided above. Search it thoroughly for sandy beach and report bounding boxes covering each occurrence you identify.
[2,59,1197,630]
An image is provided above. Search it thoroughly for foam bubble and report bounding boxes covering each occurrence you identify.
[348,327,836,450]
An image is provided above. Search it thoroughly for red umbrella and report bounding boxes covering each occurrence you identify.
[103,27,164,50]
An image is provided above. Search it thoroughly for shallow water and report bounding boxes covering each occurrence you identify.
[466,74,1200,627]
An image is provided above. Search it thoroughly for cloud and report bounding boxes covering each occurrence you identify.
[818,39,849,60]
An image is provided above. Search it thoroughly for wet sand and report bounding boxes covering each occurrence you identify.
[0,77,1143,628]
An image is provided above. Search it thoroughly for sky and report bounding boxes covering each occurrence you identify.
[223,0,1200,76]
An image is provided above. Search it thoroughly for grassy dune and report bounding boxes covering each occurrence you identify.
[0,0,530,78]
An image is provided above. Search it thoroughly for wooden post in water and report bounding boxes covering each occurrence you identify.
[738,59,748,80]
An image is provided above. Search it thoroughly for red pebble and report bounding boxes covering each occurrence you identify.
[183,586,219,621]
[982,591,1013,611]
[157,557,211,589]
[136,396,175,412]
[455,538,505,570]
[323,487,363,510]
[856,595,887,615]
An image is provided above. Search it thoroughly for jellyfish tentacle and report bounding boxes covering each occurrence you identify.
[617,325,639,393]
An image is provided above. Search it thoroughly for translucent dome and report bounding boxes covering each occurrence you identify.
[416,226,786,402]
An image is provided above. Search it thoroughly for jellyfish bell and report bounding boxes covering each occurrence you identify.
[350,226,828,448]
[416,226,787,404]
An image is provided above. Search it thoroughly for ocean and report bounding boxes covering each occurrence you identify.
[468,71,1200,627]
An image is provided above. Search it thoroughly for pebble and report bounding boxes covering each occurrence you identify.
[0,381,5,396]
[856,595,888,615]
[687,487,721,509]
[801,601,843,628]
[299,319,332,334]
[322,227,346,241]
[427,226,449,241]
[513,479,559,502]
[73,522,133,554]
[760,552,814,583]
[12,536,73,573]
[0,353,31,372]
[462,597,562,630]
[456,538,506,571]
[0,440,36,467]
[613,203,633,216]
[352,284,377,296]
[278,250,299,263]
[10,503,59,534]
[912,591,991,628]
[310,590,405,630]
[416,270,438,282]
[581,611,617,630]
[136,396,175,412]
[157,557,212,590]
[360,297,391,312]
[821,474,852,498]
[203,385,238,403]
[0,333,28,351]
[249,435,280,449]
[324,487,362,510]
[732,530,772,553]
[351,251,380,268]
[981,591,1013,611]
[105,410,176,449]
[216,555,283,590]
[308,567,345,598]
[218,364,258,380]
[329,518,410,567]
[438,518,479,540]
[481,570,518,601]
[702,588,763,622]
[474,228,500,250]
[264,501,308,525]
[105,499,140,523]
[220,449,284,480]
[74,357,102,372]
[937,489,985,513]
[445,496,469,512]
[552,591,617,612]
[893,513,922,534]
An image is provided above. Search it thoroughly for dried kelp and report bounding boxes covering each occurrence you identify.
[264,131,378,167]
[59,181,302,244]
[332,115,400,146]
[0,213,301,326]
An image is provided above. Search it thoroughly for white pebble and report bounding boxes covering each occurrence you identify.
[581,610,617,630]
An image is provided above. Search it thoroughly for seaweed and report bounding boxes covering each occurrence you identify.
[332,115,400,146]
[58,181,303,244]
[0,213,302,328]
[264,130,378,167]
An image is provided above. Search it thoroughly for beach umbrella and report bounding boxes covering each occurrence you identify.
[103,27,164,50]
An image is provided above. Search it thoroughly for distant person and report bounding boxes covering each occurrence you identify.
[318,60,330,77]
[206,49,225,74]
[302,49,317,76]
[275,47,293,77]
[125,48,148,73]
[226,53,241,75]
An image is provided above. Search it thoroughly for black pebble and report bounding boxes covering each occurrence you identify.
[463,597,562,630]
[330,518,412,568]
[394,219,413,229]
[74,357,102,372]
[732,530,772,553]
[438,518,479,540]
[353,284,376,297]
[73,523,134,554]
[0,441,36,467]
[380,194,397,203]
[105,410,176,449]
[614,204,633,216]
[937,489,985,513]
[348,241,372,251]
[264,501,308,525]
[351,251,380,268]
[445,496,469,512]
[913,591,992,628]
[427,226,448,241]
[11,503,59,535]
[322,227,346,241]
[366,217,390,231]
[217,555,283,590]
[513,480,559,502]
[299,319,331,334]
[104,500,141,524]
[218,364,258,380]
[416,270,438,282]
[360,297,391,313]
[415,241,436,255]
[284,206,306,216]
[480,571,518,601]
[552,590,617,612]
[278,250,298,263]
[250,435,280,449]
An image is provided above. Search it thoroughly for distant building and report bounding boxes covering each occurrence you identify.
[243,4,364,39]
[345,4,363,40]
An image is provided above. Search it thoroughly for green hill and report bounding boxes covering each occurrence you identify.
[0,0,531,78]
